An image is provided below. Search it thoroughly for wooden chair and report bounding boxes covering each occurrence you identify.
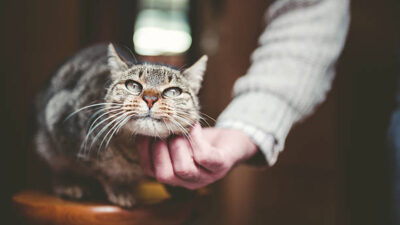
[12,182,207,225]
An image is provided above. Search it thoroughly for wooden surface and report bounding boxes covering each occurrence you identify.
[12,187,202,225]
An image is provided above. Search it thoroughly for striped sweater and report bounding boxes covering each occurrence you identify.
[216,0,350,166]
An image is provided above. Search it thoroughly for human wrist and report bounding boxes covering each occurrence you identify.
[221,129,258,164]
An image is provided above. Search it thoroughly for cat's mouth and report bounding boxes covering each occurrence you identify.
[126,114,170,137]
[135,114,162,122]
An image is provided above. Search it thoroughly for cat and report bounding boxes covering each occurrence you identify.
[34,43,207,207]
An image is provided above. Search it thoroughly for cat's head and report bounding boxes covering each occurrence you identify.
[105,44,207,137]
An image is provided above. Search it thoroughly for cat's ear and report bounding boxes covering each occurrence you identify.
[183,55,208,94]
[107,43,130,75]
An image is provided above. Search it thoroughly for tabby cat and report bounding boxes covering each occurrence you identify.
[34,43,207,207]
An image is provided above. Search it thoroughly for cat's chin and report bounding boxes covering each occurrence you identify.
[124,118,170,138]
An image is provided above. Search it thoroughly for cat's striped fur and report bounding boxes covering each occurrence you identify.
[34,43,207,207]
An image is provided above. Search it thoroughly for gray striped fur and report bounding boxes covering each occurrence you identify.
[34,43,207,207]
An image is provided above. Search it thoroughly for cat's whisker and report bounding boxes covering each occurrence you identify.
[87,108,122,135]
[189,114,211,127]
[89,113,128,152]
[161,119,173,135]
[98,113,132,153]
[175,110,197,118]
[161,120,169,134]
[84,110,125,148]
[179,128,196,152]
[174,112,197,128]
[162,116,178,132]
[98,114,127,153]
[197,116,211,127]
[116,114,134,134]
[167,116,196,151]
[176,121,198,150]
[64,103,123,122]
[169,116,189,134]
[174,118,198,151]
[199,112,216,123]
[151,119,163,140]
[179,110,215,126]
[103,113,134,152]
[88,106,121,125]
[175,116,195,129]
[82,111,125,152]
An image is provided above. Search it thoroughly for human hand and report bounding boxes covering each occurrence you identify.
[136,123,258,190]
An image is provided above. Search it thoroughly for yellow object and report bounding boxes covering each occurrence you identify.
[135,181,171,204]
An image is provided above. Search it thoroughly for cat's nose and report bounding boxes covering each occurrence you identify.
[142,95,158,109]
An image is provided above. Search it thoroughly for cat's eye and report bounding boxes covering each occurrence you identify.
[163,87,182,97]
[125,80,142,94]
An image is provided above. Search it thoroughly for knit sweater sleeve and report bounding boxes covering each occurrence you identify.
[216,0,350,166]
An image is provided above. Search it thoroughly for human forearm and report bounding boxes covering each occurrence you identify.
[217,0,350,165]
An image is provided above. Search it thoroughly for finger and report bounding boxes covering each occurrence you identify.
[152,140,178,186]
[169,136,200,182]
[136,136,154,176]
[188,123,203,150]
[179,168,217,190]
[190,124,227,172]
[201,127,221,142]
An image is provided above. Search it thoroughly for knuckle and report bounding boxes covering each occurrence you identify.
[208,160,226,170]
[195,152,208,164]
[197,154,225,170]
[156,171,174,183]
[175,168,199,181]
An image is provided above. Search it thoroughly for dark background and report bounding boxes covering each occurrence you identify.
[1,0,399,224]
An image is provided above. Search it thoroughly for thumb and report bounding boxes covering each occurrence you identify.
[189,123,206,150]
[189,123,215,157]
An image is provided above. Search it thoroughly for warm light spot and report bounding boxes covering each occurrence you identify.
[134,27,192,55]
[133,7,192,56]
[91,206,120,213]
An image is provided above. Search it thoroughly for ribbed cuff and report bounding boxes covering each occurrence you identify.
[216,91,301,166]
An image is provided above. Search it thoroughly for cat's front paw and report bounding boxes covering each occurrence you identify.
[107,191,137,208]
[54,185,84,200]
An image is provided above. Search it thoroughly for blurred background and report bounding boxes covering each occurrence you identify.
[1,0,400,224]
